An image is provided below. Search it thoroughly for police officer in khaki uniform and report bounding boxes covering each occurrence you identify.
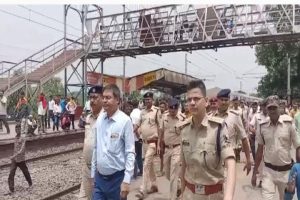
[136,92,159,199]
[208,97,218,116]
[180,80,236,200]
[252,95,300,200]
[78,86,103,200]
[157,100,169,177]
[211,89,251,172]
[249,99,268,188]
[158,98,184,200]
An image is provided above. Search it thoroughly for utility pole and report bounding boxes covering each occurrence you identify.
[64,5,67,97]
[287,53,291,105]
[122,4,126,97]
[185,53,187,74]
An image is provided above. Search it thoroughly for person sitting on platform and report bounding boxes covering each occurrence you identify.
[78,112,86,129]
[27,115,37,136]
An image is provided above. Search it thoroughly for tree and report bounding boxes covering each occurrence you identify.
[42,77,64,98]
[255,43,300,99]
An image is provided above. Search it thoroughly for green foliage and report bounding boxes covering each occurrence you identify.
[127,91,142,102]
[7,78,64,118]
[42,77,64,98]
[256,43,300,98]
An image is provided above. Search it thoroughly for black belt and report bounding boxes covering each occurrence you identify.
[264,162,293,172]
[165,144,180,149]
[98,170,125,181]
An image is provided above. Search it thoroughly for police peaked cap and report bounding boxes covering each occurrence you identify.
[168,98,179,109]
[266,95,280,108]
[217,89,231,98]
[143,92,154,98]
[88,85,103,95]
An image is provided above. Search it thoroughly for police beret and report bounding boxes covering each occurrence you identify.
[143,92,153,98]
[88,85,103,95]
[266,95,279,108]
[168,98,179,109]
[217,89,231,98]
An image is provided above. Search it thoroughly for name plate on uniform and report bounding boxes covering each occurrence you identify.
[195,184,205,194]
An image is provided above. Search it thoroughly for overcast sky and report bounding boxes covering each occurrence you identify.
[0,4,267,94]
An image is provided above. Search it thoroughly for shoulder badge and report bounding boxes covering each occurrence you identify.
[175,117,192,130]
[229,110,238,116]
[280,114,293,122]
[208,116,224,124]
[259,120,269,125]
[153,106,159,110]
[178,113,186,121]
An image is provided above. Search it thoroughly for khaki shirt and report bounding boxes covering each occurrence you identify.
[179,115,235,185]
[158,110,169,129]
[257,114,300,166]
[139,106,159,140]
[82,113,99,167]
[249,112,269,134]
[161,113,185,145]
[211,109,247,147]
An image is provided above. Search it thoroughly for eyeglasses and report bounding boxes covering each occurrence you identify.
[187,96,205,103]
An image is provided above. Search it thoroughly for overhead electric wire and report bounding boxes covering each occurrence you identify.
[194,51,233,75]
[188,60,216,76]
[0,42,36,51]
[242,66,265,75]
[202,51,237,74]
[18,5,82,32]
[0,8,79,38]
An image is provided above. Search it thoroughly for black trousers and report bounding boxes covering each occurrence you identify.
[8,160,32,192]
[69,114,75,129]
[0,115,10,133]
[135,140,143,175]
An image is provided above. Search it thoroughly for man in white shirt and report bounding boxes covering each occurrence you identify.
[248,101,258,162]
[249,99,268,188]
[47,95,55,129]
[37,93,47,134]
[130,100,143,178]
[0,91,9,134]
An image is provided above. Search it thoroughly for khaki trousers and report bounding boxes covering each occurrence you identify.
[182,187,223,200]
[78,164,93,200]
[140,143,157,193]
[261,166,289,200]
[164,145,181,200]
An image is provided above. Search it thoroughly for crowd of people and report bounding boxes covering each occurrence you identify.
[3,80,300,200]
[77,81,300,200]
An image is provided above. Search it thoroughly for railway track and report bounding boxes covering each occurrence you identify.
[0,130,84,159]
[40,183,81,200]
[0,147,83,169]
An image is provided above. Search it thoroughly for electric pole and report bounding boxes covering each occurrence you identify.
[287,53,291,105]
